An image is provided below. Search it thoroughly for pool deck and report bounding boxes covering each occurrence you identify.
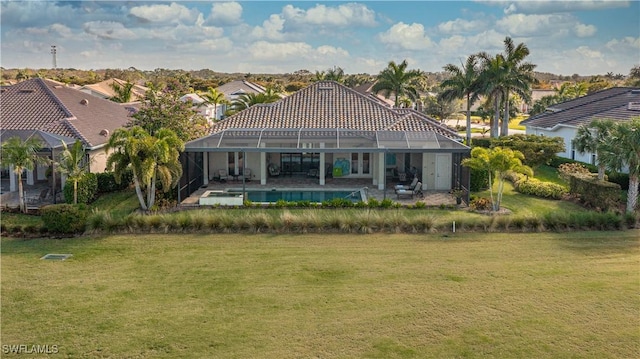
[181,176,457,207]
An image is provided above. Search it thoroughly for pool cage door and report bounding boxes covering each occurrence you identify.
[179,152,204,202]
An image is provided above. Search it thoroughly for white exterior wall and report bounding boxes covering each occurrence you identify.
[526,125,595,164]
[207,152,227,180]
[89,148,109,173]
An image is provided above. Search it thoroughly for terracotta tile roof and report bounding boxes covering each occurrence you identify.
[522,87,640,129]
[209,81,461,140]
[80,78,148,101]
[216,80,267,100]
[1,78,132,148]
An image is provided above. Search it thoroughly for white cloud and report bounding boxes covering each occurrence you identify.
[378,22,434,50]
[574,23,597,37]
[83,21,137,40]
[50,24,73,38]
[247,41,349,62]
[498,0,630,15]
[496,13,575,37]
[208,2,242,26]
[187,38,234,52]
[606,36,640,50]
[281,3,376,28]
[251,14,285,41]
[438,19,487,35]
[129,2,199,24]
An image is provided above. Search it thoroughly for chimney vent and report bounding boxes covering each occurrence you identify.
[80,98,89,105]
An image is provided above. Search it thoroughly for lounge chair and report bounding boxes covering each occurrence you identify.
[218,169,229,182]
[268,163,280,177]
[307,167,319,178]
[27,188,49,205]
[395,177,418,191]
[396,182,423,199]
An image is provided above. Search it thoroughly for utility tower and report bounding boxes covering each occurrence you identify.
[51,45,57,69]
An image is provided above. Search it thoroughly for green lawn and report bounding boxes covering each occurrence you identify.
[2,232,639,358]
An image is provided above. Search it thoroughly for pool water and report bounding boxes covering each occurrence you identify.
[240,189,363,203]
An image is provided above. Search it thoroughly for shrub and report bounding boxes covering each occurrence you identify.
[472,138,492,148]
[469,168,490,191]
[549,156,598,172]
[63,172,98,204]
[507,173,567,199]
[469,197,492,211]
[379,198,394,208]
[40,204,88,235]
[565,173,621,211]
[96,171,132,193]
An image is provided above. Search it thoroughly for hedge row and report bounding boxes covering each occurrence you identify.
[505,172,567,200]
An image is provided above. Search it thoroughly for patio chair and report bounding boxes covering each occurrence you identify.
[307,167,319,178]
[396,182,423,199]
[268,163,280,177]
[394,177,418,191]
[241,168,252,181]
[27,188,49,205]
[218,169,229,182]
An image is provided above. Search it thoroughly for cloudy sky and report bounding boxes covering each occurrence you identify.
[1,1,638,76]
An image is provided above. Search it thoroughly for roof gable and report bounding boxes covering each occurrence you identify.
[209,81,460,140]
[1,78,132,148]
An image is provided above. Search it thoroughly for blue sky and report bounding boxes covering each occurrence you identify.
[1,1,638,76]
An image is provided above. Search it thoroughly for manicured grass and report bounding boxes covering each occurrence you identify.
[534,164,568,186]
[2,232,638,358]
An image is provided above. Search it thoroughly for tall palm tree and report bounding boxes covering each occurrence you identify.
[230,88,281,113]
[372,60,424,108]
[573,119,615,180]
[476,52,507,138]
[0,136,46,212]
[109,81,134,103]
[315,66,345,83]
[106,126,184,211]
[439,55,481,145]
[200,87,228,120]
[598,118,640,213]
[57,140,88,204]
[499,37,537,136]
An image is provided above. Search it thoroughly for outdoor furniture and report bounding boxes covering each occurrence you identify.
[307,167,319,178]
[394,177,418,191]
[241,168,252,181]
[218,169,229,182]
[268,163,280,177]
[27,188,49,204]
[396,182,423,199]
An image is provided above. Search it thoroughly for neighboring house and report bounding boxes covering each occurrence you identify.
[180,93,216,122]
[181,81,470,200]
[352,82,395,108]
[79,78,148,102]
[521,87,640,166]
[0,78,133,192]
[215,80,269,118]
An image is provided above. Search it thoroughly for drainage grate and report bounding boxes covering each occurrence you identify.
[40,254,72,261]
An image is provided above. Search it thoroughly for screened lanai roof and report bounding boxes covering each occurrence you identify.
[185,128,469,153]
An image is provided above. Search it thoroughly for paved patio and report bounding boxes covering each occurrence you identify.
[0,179,63,210]
[181,176,458,207]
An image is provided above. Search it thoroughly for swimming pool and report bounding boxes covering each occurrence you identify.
[227,188,365,203]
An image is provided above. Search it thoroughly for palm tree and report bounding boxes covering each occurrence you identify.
[439,55,481,145]
[462,146,533,211]
[230,88,281,113]
[314,66,345,83]
[572,119,615,180]
[57,140,88,204]
[200,87,228,120]
[598,118,640,213]
[105,126,184,211]
[499,37,537,136]
[109,81,134,103]
[372,60,424,108]
[0,136,46,212]
[476,52,507,138]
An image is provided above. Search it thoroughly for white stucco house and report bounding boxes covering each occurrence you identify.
[179,81,471,201]
[521,87,640,166]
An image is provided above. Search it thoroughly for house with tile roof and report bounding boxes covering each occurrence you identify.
[79,78,148,102]
[181,81,470,199]
[214,80,271,119]
[180,93,217,122]
[1,78,133,193]
[521,87,640,165]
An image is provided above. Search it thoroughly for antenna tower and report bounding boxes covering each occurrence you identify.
[51,45,57,69]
